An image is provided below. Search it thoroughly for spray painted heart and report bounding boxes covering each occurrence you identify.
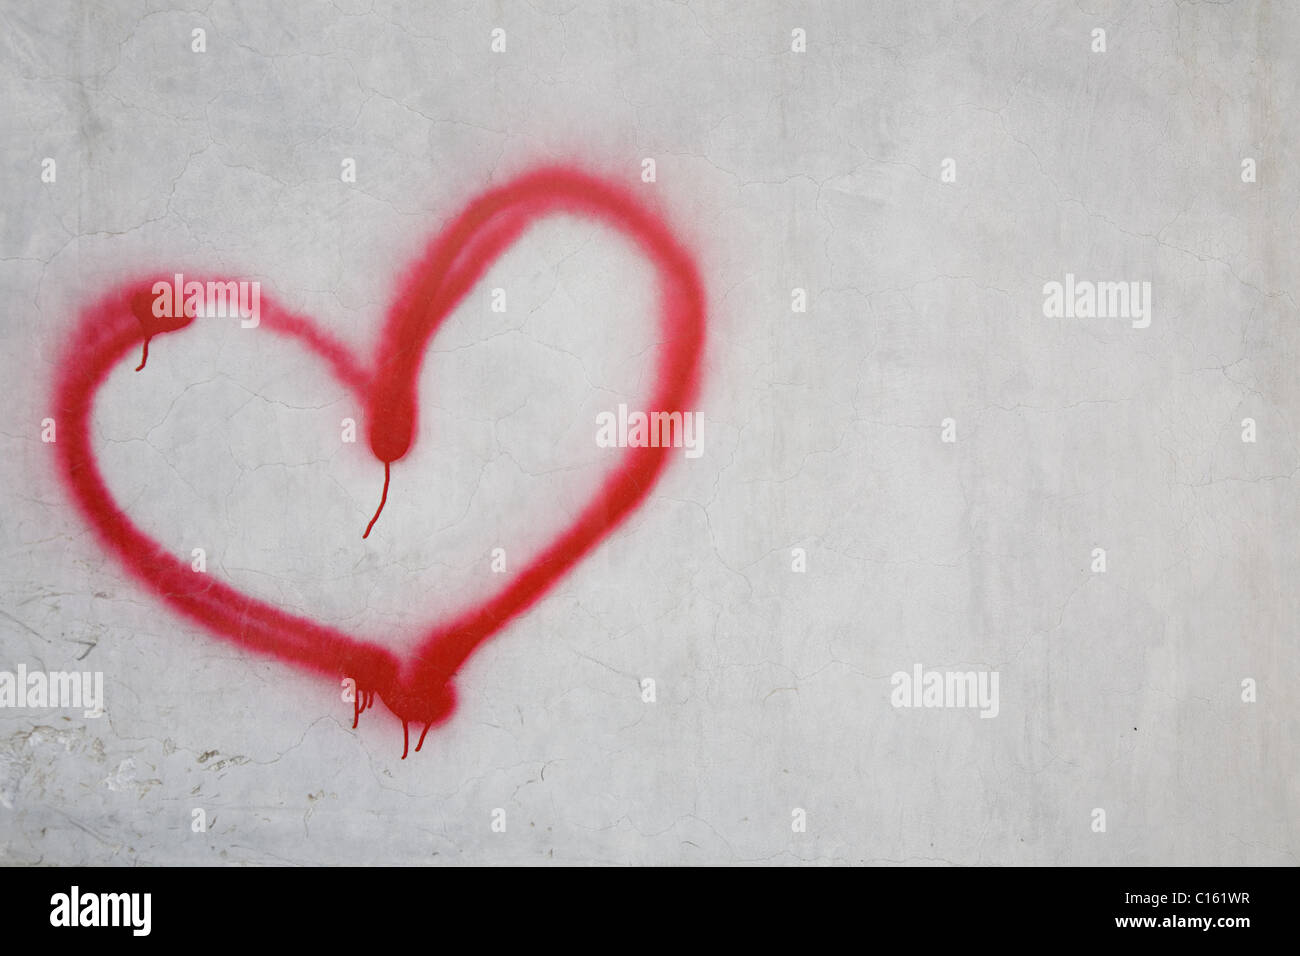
[52,167,706,757]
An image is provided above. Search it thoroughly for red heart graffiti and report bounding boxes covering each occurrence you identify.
[52,167,706,757]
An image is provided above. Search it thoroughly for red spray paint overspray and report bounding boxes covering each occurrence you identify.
[50,166,707,757]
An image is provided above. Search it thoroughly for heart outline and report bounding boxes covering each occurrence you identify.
[52,166,706,755]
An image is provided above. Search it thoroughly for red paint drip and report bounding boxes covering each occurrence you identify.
[51,166,707,757]
[362,461,390,539]
[352,686,373,729]
[135,336,151,372]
